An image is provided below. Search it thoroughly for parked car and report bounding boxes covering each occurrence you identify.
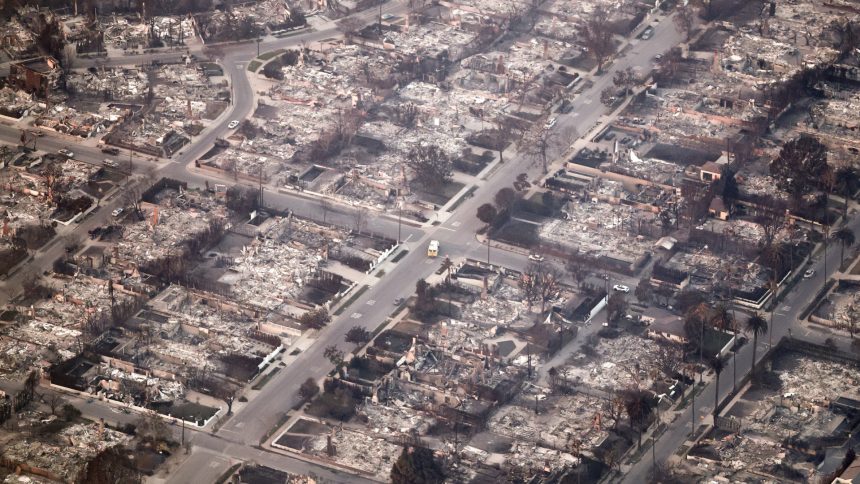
[58,148,74,158]
[393,297,405,305]
[101,146,120,155]
[641,26,654,40]
[112,207,124,217]
[803,269,816,278]
[228,120,240,129]
[613,284,630,293]
[103,159,118,167]
[528,254,545,262]
[545,117,558,129]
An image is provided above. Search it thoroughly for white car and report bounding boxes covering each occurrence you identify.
[103,159,118,167]
[803,269,815,279]
[545,117,558,129]
[58,149,74,158]
[228,120,240,129]
[528,254,545,262]
[112,207,124,217]
[613,284,630,293]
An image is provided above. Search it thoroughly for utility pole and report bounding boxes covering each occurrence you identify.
[651,435,656,470]
[259,162,264,208]
[691,388,696,434]
[127,148,133,183]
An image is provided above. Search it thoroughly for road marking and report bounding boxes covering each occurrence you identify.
[583,98,593,105]
[571,112,581,117]
[451,221,461,227]
[350,312,362,319]
[424,259,434,265]
[404,234,414,242]
[366,299,376,306]
[235,63,245,68]
[782,305,791,311]
[438,227,456,232]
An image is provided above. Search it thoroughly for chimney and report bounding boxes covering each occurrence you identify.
[326,434,335,457]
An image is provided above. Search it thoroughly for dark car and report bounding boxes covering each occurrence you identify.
[101,147,120,155]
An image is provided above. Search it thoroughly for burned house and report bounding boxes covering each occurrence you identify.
[9,56,63,98]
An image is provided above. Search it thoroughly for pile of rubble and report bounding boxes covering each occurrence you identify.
[541,199,652,262]
[66,68,149,101]
[561,335,667,392]
[223,227,322,311]
[1,417,131,483]
[305,428,401,479]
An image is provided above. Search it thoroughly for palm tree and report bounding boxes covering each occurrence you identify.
[834,167,859,217]
[709,357,725,416]
[745,313,768,376]
[710,303,735,333]
[711,302,737,391]
[762,245,785,346]
[833,227,856,265]
[686,302,711,375]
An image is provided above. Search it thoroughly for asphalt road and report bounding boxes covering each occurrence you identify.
[0,4,699,482]
[621,208,860,482]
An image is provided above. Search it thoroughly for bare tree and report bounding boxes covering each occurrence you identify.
[521,261,563,313]
[136,411,171,446]
[43,393,64,415]
[755,205,785,251]
[407,143,453,190]
[336,17,365,40]
[215,385,237,415]
[353,205,369,234]
[492,115,517,163]
[674,5,696,41]
[612,66,638,97]
[522,115,576,174]
[320,198,333,225]
[579,6,616,72]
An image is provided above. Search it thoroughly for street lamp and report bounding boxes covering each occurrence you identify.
[397,199,402,244]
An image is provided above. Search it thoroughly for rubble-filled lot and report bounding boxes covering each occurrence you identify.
[485,392,610,458]
[112,189,227,267]
[681,349,860,482]
[195,214,365,314]
[559,334,672,393]
[275,426,401,479]
[660,248,770,296]
[0,412,132,483]
[539,198,653,267]
[195,0,304,42]
[104,62,228,156]
[66,67,149,102]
